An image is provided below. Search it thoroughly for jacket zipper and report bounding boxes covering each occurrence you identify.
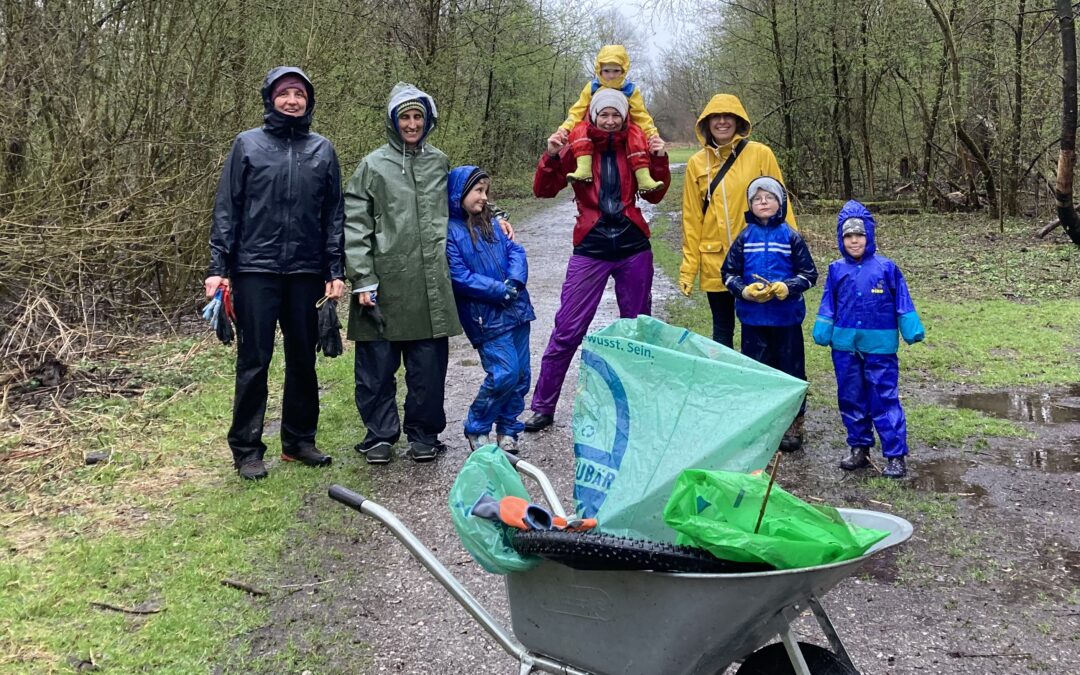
[283,131,295,267]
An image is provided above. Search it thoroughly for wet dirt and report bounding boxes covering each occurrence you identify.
[233,197,1080,675]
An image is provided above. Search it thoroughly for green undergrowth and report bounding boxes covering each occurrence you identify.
[1,336,368,673]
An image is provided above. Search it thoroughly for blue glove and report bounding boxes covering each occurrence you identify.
[201,290,223,326]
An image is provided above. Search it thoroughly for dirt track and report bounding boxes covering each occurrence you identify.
[236,193,1080,674]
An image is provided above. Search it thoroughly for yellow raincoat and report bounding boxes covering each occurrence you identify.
[679,94,795,294]
[558,45,658,138]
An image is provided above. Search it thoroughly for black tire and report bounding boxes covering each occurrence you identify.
[735,642,859,675]
[510,530,772,573]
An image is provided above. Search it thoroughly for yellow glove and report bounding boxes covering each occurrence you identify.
[679,281,692,297]
[741,282,773,303]
[769,281,789,300]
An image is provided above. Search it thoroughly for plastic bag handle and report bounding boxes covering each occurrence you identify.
[328,485,367,512]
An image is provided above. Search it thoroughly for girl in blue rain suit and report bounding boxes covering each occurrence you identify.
[813,200,925,478]
[446,166,536,454]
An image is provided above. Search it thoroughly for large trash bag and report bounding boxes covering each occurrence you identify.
[573,315,807,542]
[663,469,889,569]
[448,446,540,574]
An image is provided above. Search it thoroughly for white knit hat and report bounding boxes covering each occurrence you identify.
[589,88,629,123]
[746,176,786,206]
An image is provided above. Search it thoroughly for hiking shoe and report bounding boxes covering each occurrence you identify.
[406,441,438,463]
[237,458,268,480]
[778,417,804,452]
[497,434,518,455]
[364,441,393,465]
[465,433,490,451]
[882,456,907,479]
[281,447,332,467]
[840,446,871,471]
[523,412,554,432]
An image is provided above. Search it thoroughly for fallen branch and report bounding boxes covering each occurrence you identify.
[89,601,162,615]
[221,578,269,597]
[1037,218,1061,238]
[946,650,1030,659]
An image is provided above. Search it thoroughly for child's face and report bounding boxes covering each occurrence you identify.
[749,189,779,220]
[600,63,624,82]
[397,110,425,147]
[462,179,490,215]
[843,233,867,259]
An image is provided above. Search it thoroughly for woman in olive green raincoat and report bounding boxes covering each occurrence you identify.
[344,82,462,464]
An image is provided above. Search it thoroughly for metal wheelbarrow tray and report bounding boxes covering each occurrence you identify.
[329,454,912,675]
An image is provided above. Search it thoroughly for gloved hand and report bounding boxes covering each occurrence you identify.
[201,289,235,345]
[502,280,520,305]
[741,282,773,303]
[679,281,692,297]
[769,281,789,301]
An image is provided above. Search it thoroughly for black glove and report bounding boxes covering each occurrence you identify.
[317,299,343,357]
[214,310,234,345]
[502,280,520,305]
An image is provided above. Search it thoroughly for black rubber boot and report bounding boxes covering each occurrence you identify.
[523,412,554,432]
[237,458,268,480]
[281,447,332,467]
[778,417,804,452]
[882,456,907,479]
[839,446,871,471]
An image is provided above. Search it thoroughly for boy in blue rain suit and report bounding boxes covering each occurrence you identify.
[446,166,535,454]
[813,200,925,478]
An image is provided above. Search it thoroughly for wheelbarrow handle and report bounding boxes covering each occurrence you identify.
[328,485,366,512]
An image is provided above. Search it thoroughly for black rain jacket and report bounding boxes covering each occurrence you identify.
[208,66,345,280]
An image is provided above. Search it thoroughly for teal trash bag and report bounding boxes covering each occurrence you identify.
[448,446,540,574]
[662,469,890,569]
[573,315,808,542]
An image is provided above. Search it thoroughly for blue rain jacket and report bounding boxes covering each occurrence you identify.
[721,198,817,327]
[446,166,535,347]
[813,200,924,353]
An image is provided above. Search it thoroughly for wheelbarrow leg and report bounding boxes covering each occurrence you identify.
[779,627,813,675]
[808,595,857,671]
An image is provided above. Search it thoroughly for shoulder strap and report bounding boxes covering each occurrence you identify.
[701,138,749,215]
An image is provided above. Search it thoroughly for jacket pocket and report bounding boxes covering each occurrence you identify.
[698,240,726,283]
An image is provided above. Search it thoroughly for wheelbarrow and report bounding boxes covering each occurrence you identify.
[329,453,913,675]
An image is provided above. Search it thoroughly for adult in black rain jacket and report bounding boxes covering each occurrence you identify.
[205,66,345,480]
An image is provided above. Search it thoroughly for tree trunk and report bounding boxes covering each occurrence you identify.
[768,0,798,193]
[1055,0,1080,244]
[831,31,854,199]
[1005,0,1025,216]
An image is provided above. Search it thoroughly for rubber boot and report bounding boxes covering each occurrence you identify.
[566,155,593,182]
[839,446,871,470]
[778,417,804,452]
[882,456,907,479]
[634,167,663,192]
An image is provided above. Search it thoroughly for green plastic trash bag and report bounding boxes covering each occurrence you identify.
[573,315,808,542]
[663,469,890,569]
[449,446,540,574]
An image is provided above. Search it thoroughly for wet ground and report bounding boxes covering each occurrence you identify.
[234,196,1080,674]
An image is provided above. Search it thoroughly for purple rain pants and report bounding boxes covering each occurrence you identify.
[530,250,653,415]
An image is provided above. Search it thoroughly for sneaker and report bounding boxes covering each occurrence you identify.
[839,446,871,471]
[364,441,393,465]
[237,458,268,480]
[406,441,438,463]
[497,434,518,455]
[882,456,907,479]
[281,446,333,467]
[465,433,490,451]
[778,417,804,452]
[523,412,554,432]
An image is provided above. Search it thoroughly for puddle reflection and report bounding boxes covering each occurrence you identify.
[909,458,987,497]
[952,387,1080,424]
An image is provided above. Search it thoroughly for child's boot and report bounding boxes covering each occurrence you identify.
[839,446,870,470]
[567,155,593,182]
[634,167,663,192]
[778,416,804,452]
[882,456,907,479]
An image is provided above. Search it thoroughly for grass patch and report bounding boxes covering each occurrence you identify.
[666,146,697,164]
[906,403,1029,448]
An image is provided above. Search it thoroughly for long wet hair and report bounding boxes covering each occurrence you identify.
[463,177,496,245]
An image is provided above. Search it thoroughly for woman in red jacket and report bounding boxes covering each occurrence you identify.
[523,89,670,432]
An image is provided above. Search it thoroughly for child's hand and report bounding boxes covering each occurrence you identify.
[768,281,789,300]
[741,282,773,303]
[546,131,567,156]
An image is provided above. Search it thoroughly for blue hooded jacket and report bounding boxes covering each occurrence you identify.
[445,166,535,346]
[813,200,924,353]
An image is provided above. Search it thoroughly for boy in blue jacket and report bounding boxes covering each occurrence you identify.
[722,176,818,451]
[446,166,536,454]
[813,201,925,478]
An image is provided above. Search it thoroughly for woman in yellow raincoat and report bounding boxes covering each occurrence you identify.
[679,94,796,349]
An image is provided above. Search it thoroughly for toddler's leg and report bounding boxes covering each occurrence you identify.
[627,122,662,192]
[566,121,594,182]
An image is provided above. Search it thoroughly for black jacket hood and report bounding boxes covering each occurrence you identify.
[261,66,315,135]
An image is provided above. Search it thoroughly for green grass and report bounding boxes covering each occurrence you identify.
[906,403,1028,447]
[0,338,367,673]
[666,146,697,164]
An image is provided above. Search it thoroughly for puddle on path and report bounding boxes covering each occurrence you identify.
[994,439,1080,473]
[952,387,1080,424]
[909,457,987,497]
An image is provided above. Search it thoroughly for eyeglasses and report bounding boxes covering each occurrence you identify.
[751,194,778,204]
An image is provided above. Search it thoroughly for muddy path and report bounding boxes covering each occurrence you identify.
[237,195,1080,674]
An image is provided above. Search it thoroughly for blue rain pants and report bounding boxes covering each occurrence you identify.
[832,350,908,457]
[466,324,532,438]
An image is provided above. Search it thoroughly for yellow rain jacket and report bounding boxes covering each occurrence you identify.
[679,94,795,293]
[559,45,659,138]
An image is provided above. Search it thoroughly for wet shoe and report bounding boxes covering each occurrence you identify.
[465,433,490,451]
[778,417,804,452]
[523,412,554,432]
[406,441,438,463]
[237,458,268,480]
[364,441,393,465]
[882,456,907,479]
[497,434,518,455]
[281,447,332,467]
[839,446,871,471]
